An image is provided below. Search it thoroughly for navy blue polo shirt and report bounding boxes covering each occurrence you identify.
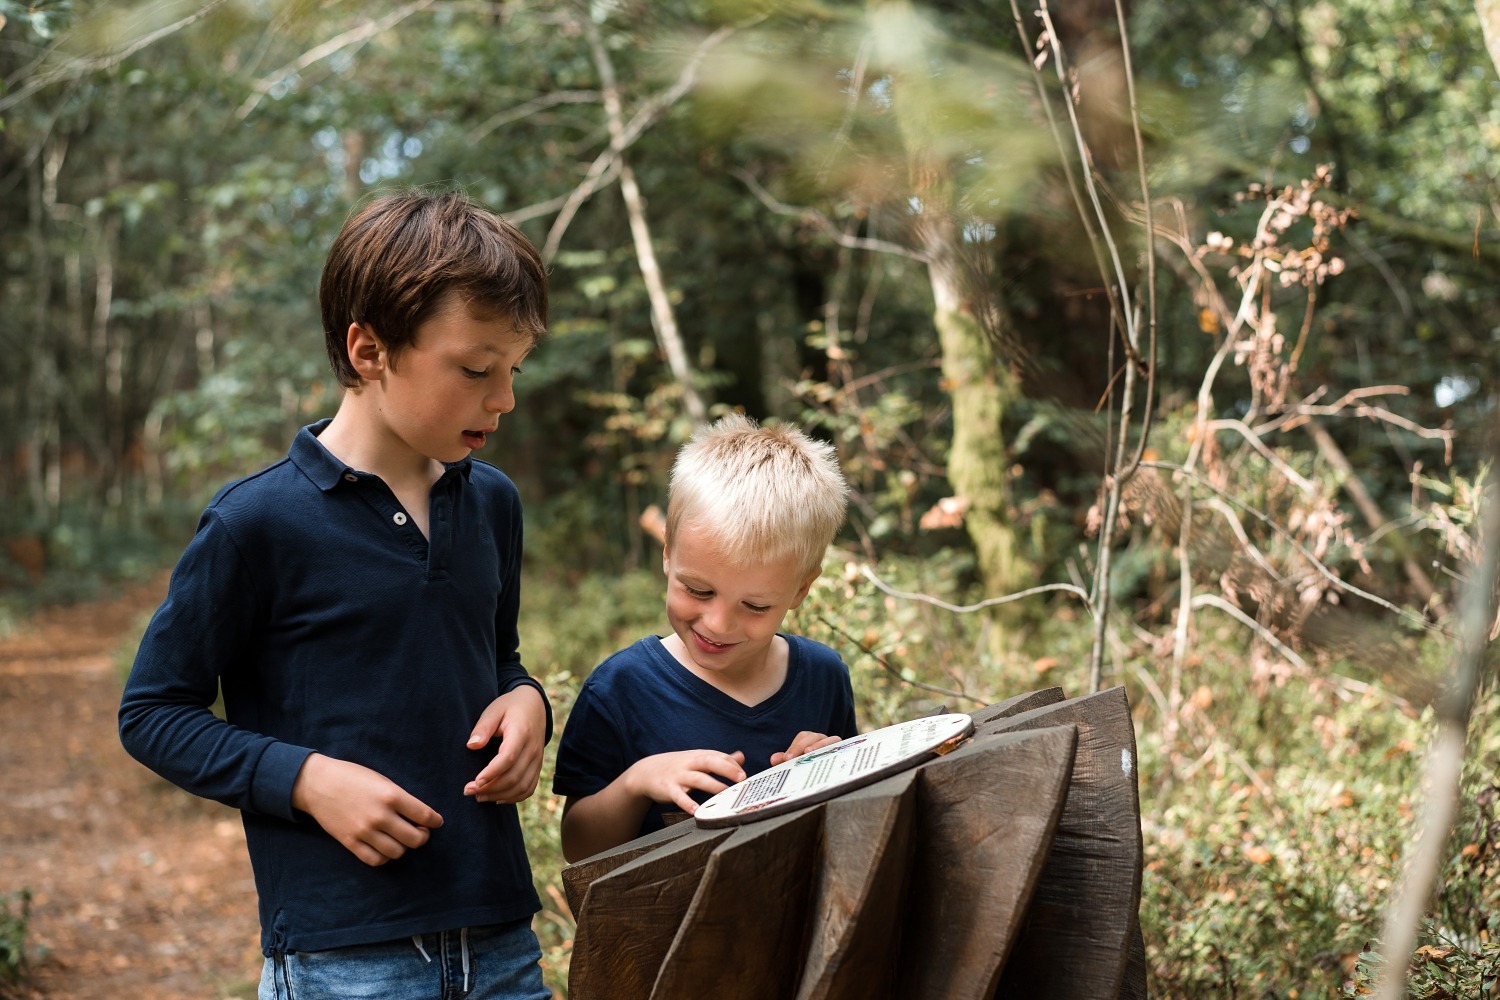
[119,420,550,955]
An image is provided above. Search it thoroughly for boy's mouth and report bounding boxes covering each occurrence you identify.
[462,429,489,449]
[691,630,737,653]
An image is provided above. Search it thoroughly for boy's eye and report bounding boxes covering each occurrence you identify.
[684,586,713,599]
[744,603,771,614]
[462,367,489,379]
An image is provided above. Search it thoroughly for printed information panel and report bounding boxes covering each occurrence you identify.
[694,713,976,827]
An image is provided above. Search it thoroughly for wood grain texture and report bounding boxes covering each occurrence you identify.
[895,725,1078,1000]
[568,828,732,1000]
[795,768,920,1000]
[561,687,1149,999]
[561,818,699,917]
[966,685,1065,726]
[652,808,825,1000]
[1120,918,1151,1000]
[986,686,1145,1000]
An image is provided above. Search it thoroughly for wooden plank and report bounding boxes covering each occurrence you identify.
[966,686,1065,727]
[794,768,920,1000]
[651,807,825,1000]
[561,818,698,917]
[1119,918,1150,999]
[568,827,733,1000]
[987,686,1144,1000]
[895,725,1079,1000]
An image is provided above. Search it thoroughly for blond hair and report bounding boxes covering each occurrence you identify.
[666,413,848,579]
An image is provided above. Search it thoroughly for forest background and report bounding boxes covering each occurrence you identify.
[3,0,1500,996]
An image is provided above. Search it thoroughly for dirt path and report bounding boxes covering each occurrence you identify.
[0,577,262,999]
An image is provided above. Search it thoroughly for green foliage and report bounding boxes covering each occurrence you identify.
[0,888,32,998]
[6,0,1500,994]
[519,565,666,995]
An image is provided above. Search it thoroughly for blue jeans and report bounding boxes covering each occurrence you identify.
[258,920,550,1000]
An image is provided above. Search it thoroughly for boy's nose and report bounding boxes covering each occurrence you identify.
[486,384,515,414]
[701,601,736,636]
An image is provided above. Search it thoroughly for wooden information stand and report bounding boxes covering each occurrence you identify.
[562,685,1148,1000]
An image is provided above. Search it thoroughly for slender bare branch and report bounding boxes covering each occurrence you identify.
[1111,0,1159,482]
[729,168,931,262]
[1202,497,1284,581]
[1204,418,1318,494]
[535,22,736,261]
[1143,460,1449,637]
[466,90,600,142]
[859,565,1095,618]
[1008,0,1125,340]
[503,158,621,225]
[0,0,235,115]
[1034,1,1136,351]
[1376,450,1500,999]
[235,2,436,120]
[814,615,986,707]
[579,12,706,422]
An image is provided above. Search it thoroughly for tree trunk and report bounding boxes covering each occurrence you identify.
[918,208,1029,601]
[1475,0,1500,78]
[584,14,707,424]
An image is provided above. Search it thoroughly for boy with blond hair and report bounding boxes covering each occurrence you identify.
[553,413,857,862]
[120,190,553,999]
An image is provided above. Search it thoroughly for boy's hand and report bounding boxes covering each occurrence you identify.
[625,749,747,816]
[769,731,842,766]
[291,753,443,867]
[464,685,546,804]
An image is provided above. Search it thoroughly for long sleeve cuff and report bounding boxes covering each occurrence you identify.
[250,740,318,820]
[501,676,554,745]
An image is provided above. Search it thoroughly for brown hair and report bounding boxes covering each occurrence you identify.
[319,189,548,388]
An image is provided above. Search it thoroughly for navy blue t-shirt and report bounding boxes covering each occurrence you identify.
[119,420,550,955]
[553,633,857,837]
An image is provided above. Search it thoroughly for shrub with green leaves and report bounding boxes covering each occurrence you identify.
[0,888,32,998]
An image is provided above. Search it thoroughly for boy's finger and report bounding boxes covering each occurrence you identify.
[716,752,746,782]
[470,746,517,789]
[467,709,501,748]
[394,794,443,831]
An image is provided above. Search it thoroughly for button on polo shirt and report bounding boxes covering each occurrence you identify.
[119,418,550,956]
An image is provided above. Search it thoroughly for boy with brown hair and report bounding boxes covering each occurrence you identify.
[120,190,553,999]
[553,413,857,862]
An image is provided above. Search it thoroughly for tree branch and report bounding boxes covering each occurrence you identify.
[728,168,930,262]
[859,564,1095,618]
[0,0,235,116]
[1376,442,1500,1000]
[466,90,601,142]
[235,2,437,121]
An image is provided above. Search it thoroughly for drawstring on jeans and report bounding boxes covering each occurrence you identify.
[410,930,470,993]
[461,926,471,993]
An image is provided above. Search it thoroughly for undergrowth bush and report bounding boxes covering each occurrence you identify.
[1135,644,1500,998]
[524,548,1500,999]
[519,565,665,996]
[91,542,1499,999]
[0,889,31,999]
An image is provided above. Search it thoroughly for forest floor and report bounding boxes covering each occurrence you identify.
[0,575,263,1000]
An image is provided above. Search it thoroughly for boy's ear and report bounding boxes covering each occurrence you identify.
[346,322,387,381]
[789,569,821,609]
